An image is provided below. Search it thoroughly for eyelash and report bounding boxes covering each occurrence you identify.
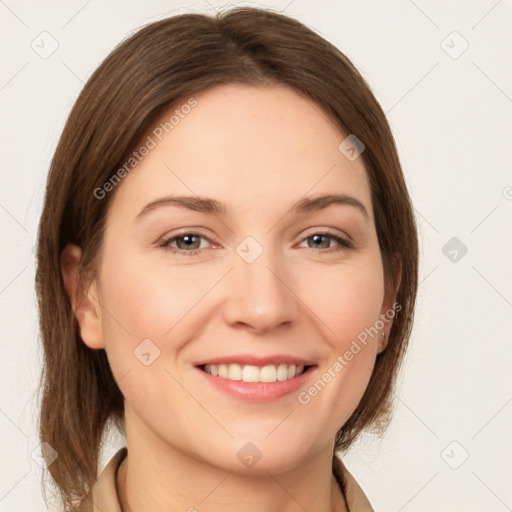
[158,231,353,256]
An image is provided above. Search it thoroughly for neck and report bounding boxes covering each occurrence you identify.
[116,411,347,512]
[117,457,347,512]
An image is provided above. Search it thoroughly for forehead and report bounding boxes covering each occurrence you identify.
[107,84,373,221]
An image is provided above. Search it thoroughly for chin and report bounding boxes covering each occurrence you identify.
[197,437,316,476]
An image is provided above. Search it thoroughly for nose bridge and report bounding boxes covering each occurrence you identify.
[223,235,297,332]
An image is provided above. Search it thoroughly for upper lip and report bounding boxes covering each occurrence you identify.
[194,354,316,367]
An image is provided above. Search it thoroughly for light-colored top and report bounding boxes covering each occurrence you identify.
[79,447,374,511]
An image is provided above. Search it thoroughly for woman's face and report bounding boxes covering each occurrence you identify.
[78,84,395,473]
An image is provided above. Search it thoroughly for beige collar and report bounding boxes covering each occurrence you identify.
[81,447,374,511]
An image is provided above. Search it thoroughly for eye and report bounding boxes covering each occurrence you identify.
[159,232,213,256]
[159,230,353,257]
[298,232,353,253]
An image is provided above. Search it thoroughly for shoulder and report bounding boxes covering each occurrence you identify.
[333,451,375,511]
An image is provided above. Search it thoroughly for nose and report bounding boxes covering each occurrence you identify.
[222,241,300,334]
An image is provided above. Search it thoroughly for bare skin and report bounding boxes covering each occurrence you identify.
[62,84,397,512]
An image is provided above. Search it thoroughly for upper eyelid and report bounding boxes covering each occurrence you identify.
[159,232,213,248]
[159,229,352,250]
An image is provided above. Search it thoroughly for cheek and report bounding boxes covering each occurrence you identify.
[96,251,215,370]
[95,255,198,419]
[298,259,385,409]
[302,259,385,349]
[298,270,384,426]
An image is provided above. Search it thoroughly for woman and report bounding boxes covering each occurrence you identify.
[35,6,418,511]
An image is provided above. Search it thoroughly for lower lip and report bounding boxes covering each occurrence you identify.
[195,366,316,402]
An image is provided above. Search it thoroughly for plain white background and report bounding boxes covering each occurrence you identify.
[0,0,511,510]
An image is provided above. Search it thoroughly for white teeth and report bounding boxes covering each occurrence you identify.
[242,365,260,382]
[287,364,296,379]
[227,364,242,381]
[277,364,289,381]
[203,363,307,382]
[218,364,228,378]
[259,365,277,382]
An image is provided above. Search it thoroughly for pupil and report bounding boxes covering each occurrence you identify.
[312,234,328,248]
[180,235,198,249]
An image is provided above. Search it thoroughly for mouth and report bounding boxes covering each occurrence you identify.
[194,355,318,402]
[198,363,315,383]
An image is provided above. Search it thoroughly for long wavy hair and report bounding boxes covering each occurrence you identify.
[35,6,418,510]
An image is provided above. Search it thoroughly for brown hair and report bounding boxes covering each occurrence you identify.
[35,6,418,510]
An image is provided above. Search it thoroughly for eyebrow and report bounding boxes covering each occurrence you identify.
[135,193,370,222]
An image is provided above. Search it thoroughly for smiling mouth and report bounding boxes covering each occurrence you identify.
[198,363,315,383]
